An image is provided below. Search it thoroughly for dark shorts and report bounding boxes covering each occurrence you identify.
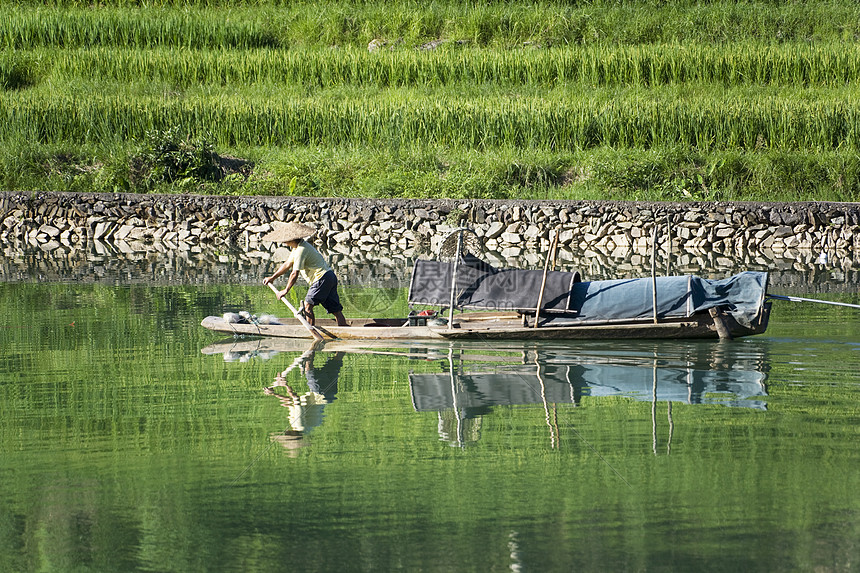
[305,270,343,315]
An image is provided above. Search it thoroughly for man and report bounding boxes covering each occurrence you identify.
[262,222,349,326]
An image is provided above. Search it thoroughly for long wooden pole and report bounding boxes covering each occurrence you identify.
[267,282,325,341]
[534,230,559,329]
[767,294,860,310]
[651,225,658,324]
[665,215,672,277]
[448,232,463,330]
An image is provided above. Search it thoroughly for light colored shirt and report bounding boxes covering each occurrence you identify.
[289,240,331,285]
[287,392,329,432]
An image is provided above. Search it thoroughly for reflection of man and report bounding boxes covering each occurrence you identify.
[264,344,344,451]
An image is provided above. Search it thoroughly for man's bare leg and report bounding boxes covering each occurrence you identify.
[302,301,316,326]
[305,301,348,327]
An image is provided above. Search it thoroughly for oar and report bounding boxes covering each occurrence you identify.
[267,282,325,341]
[277,341,324,378]
[767,293,860,310]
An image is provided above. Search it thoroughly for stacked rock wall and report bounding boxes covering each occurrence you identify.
[2,191,859,258]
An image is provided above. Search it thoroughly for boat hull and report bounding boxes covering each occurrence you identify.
[201,304,770,341]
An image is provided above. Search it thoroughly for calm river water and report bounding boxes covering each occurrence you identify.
[1,251,859,572]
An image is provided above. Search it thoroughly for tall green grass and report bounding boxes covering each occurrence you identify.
[2,0,860,200]
[3,89,858,151]
[2,2,860,49]
[0,7,278,49]
[18,44,860,89]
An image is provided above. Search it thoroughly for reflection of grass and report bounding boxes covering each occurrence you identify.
[340,286,408,318]
[702,393,737,403]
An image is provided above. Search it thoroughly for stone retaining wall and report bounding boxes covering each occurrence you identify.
[3,192,859,259]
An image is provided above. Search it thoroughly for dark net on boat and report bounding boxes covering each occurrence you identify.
[408,255,579,313]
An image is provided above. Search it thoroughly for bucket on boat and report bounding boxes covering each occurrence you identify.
[408,309,437,326]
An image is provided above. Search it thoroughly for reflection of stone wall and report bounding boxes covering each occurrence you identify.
[3,238,857,294]
[2,191,859,293]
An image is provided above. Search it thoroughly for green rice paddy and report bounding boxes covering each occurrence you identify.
[1,0,859,201]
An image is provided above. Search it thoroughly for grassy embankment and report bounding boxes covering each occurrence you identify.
[1,0,860,201]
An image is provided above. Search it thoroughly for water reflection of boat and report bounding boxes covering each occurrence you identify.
[202,339,769,410]
[203,336,772,451]
[201,337,508,363]
[411,344,768,412]
[202,338,770,410]
[410,342,770,447]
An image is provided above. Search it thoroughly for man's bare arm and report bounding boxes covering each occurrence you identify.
[263,259,294,285]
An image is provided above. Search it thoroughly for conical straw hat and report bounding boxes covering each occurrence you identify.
[262,222,316,243]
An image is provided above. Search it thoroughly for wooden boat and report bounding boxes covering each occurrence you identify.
[202,257,773,341]
[201,303,770,340]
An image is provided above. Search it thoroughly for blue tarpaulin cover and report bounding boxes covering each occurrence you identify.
[408,257,768,327]
[569,272,768,327]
